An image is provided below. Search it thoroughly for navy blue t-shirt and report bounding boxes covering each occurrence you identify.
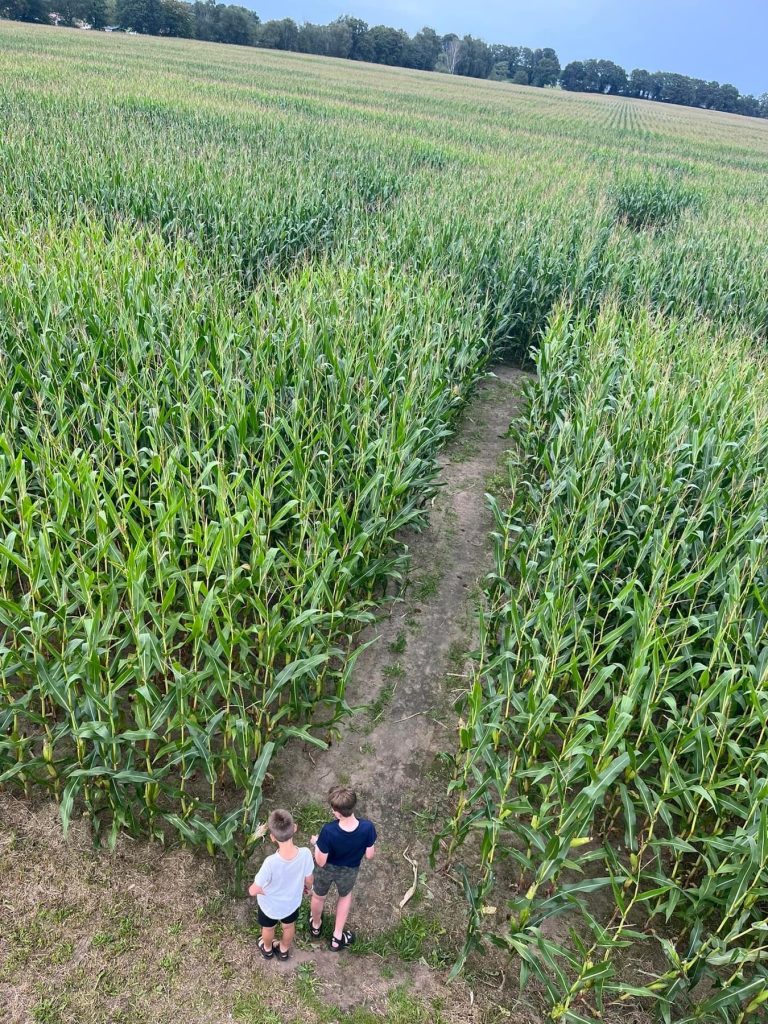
[317,818,377,868]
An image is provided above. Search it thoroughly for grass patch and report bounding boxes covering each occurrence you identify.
[351,914,451,966]
[31,998,67,1024]
[293,801,329,837]
[387,988,446,1024]
[196,894,227,922]
[389,631,407,654]
[446,641,467,669]
[91,911,140,956]
[414,574,441,601]
[232,995,282,1024]
[4,905,79,975]
[409,806,441,839]
[367,682,396,727]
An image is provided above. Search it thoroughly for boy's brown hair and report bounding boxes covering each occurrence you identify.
[329,785,357,817]
[268,808,296,842]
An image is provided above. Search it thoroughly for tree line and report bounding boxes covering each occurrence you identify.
[2,0,766,119]
[561,59,766,119]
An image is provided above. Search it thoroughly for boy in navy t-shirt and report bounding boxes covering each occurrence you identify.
[309,786,377,951]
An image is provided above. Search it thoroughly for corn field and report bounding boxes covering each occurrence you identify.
[1,22,768,1021]
[448,307,768,1021]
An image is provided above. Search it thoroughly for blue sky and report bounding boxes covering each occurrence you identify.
[247,0,767,96]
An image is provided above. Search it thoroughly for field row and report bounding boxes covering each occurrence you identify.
[449,307,768,1021]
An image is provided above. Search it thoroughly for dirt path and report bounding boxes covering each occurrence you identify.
[0,367,530,1024]
[265,366,527,999]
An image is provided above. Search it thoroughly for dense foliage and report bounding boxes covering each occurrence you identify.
[450,310,768,1021]
[0,24,767,1022]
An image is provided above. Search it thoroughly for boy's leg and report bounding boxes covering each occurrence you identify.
[332,893,353,942]
[329,868,359,948]
[278,921,296,953]
[310,892,325,929]
[261,925,276,951]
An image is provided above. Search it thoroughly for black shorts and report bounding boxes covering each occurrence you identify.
[257,904,300,928]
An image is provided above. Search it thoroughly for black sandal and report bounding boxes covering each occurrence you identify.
[309,914,323,939]
[329,928,355,952]
[258,937,274,960]
[275,944,291,960]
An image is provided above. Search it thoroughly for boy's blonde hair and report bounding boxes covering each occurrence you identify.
[268,808,295,842]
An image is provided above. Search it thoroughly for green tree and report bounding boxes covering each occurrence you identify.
[117,0,161,33]
[159,0,192,36]
[323,20,352,57]
[693,78,719,108]
[530,47,560,86]
[715,83,740,112]
[297,22,328,54]
[628,68,653,98]
[490,44,520,77]
[532,56,560,87]
[56,0,109,27]
[335,15,371,60]
[738,93,760,117]
[0,0,48,20]
[257,17,298,51]
[594,59,627,94]
[560,61,586,91]
[367,24,407,66]
[403,26,441,71]
[216,4,256,45]
[191,0,218,41]
[87,0,108,28]
[648,72,664,100]
[519,46,534,80]
[657,72,695,105]
[455,35,492,79]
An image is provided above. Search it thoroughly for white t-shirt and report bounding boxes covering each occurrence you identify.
[254,846,314,921]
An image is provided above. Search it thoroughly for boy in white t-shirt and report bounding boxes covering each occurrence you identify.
[248,808,314,960]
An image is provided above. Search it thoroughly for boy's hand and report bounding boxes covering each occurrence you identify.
[248,883,265,897]
[310,834,318,846]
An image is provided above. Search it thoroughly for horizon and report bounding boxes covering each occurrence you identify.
[242,0,767,97]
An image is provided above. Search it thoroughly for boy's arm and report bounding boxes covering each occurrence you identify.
[248,861,270,897]
[303,873,314,896]
[311,832,329,868]
[364,823,378,860]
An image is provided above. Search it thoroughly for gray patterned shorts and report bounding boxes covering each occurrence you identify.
[312,864,359,898]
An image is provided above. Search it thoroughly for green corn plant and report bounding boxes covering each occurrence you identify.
[448,307,768,1021]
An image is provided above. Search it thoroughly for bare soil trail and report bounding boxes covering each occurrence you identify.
[269,366,524,918]
[0,367,531,1024]
[263,365,528,1005]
